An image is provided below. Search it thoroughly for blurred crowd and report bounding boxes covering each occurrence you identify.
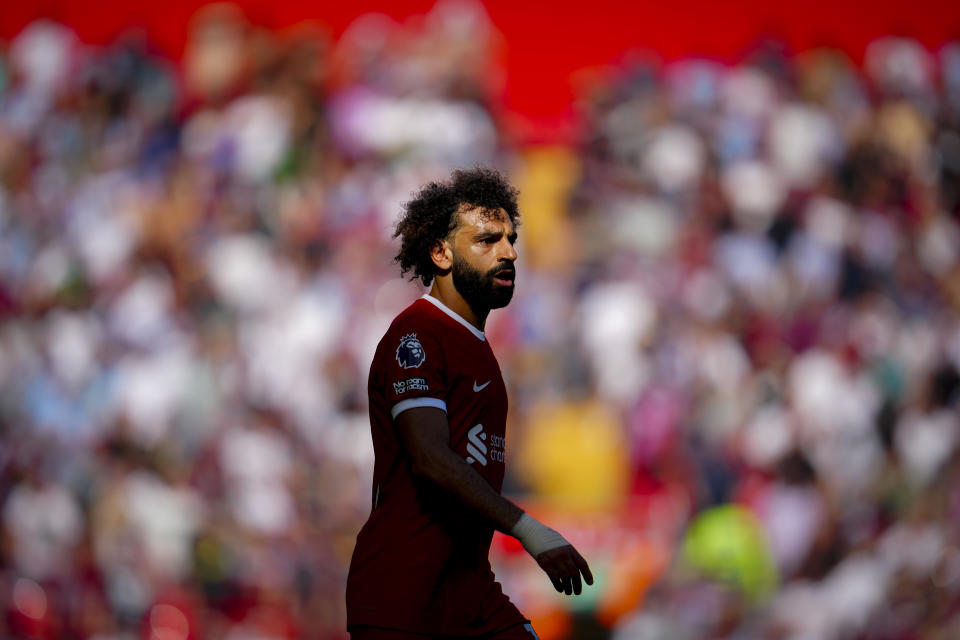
[511,35,960,640]
[0,2,959,639]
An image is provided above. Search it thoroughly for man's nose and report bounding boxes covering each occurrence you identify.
[499,238,518,262]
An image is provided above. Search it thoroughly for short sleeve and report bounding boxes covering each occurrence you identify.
[382,322,448,420]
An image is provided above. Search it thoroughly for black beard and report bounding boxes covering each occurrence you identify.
[451,252,514,315]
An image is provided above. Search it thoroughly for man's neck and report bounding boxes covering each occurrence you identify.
[429,277,488,331]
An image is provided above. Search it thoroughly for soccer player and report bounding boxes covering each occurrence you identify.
[346,168,593,639]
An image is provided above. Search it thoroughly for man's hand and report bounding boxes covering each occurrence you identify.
[534,544,594,595]
[510,513,593,595]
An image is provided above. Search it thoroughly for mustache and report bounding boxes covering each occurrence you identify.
[487,263,515,278]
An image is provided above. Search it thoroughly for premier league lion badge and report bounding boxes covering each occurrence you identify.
[396,333,426,369]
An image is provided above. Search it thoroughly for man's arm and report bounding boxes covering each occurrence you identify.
[396,406,594,595]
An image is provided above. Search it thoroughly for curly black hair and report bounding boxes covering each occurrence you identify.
[394,167,520,286]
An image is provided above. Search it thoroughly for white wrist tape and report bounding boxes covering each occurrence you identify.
[511,513,569,557]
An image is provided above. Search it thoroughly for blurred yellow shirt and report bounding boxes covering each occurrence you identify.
[517,398,629,509]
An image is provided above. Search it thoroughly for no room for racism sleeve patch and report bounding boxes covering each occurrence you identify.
[393,378,429,395]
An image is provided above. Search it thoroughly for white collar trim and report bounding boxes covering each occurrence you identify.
[421,294,486,341]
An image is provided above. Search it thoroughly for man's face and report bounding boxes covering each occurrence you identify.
[448,206,518,313]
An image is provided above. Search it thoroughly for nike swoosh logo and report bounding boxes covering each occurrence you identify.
[473,380,491,392]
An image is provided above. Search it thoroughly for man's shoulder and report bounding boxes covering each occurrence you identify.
[386,297,439,335]
[394,296,434,321]
[371,298,448,379]
[378,297,450,353]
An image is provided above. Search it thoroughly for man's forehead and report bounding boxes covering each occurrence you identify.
[455,204,513,231]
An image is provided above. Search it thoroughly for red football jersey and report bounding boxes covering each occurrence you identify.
[346,295,526,635]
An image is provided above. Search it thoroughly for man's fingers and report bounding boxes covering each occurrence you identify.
[542,564,562,592]
[557,557,582,595]
[546,563,564,593]
[551,575,563,592]
[573,549,594,585]
[536,545,593,595]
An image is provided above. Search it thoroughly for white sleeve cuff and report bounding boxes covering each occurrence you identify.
[391,397,447,419]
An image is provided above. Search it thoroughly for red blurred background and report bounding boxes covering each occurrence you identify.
[4,0,960,134]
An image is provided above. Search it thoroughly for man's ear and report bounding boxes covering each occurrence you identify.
[430,239,453,271]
